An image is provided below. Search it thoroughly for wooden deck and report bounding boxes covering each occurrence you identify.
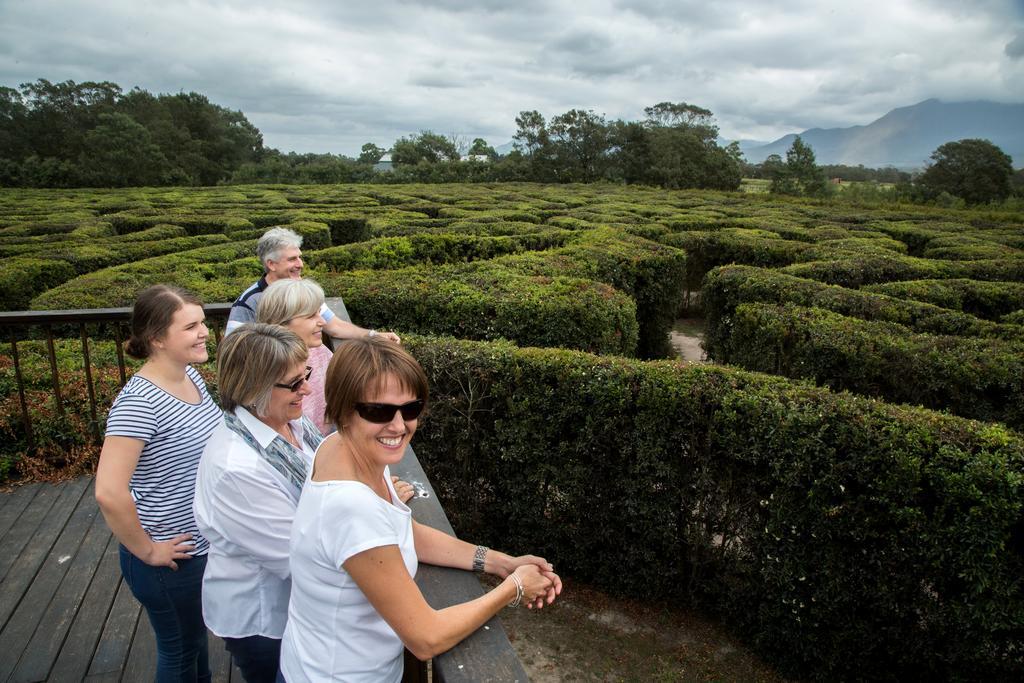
[0,476,243,682]
[0,450,528,682]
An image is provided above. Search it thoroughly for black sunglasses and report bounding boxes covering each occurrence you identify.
[354,399,425,424]
[274,366,312,392]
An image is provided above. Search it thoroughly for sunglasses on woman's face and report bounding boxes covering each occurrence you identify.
[354,399,425,424]
[274,366,312,392]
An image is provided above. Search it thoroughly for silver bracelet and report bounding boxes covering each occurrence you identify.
[472,545,488,573]
[508,572,524,608]
[367,329,378,338]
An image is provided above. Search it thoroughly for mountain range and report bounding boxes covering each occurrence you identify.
[732,99,1023,169]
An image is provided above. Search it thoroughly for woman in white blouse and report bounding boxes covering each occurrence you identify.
[193,323,321,683]
[279,337,562,682]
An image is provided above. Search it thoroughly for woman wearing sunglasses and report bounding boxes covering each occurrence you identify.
[278,337,562,683]
[193,323,323,683]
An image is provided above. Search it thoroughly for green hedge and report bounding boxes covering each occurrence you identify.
[1004,309,1024,325]
[863,279,1024,321]
[304,231,573,272]
[318,265,639,356]
[701,266,1023,353]
[717,302,1024,430]
[30,241,259,309]
[490,228,687,358]
[402,335,1024,681]
[0,257,77,310]
[781,254,1024,288]
[660,229,813,290]
[106,210,254,235]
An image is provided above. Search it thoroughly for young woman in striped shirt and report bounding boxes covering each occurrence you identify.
[96,285,222,682]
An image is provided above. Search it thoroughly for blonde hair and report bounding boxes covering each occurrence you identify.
[325,337,429,430]
[256,278,325,327]
[217,323,308,416]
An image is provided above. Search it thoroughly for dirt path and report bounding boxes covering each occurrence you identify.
[670,318,707,363]
[494,579,786,682]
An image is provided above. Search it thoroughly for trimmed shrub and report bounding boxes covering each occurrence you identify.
[781,254,1024,287]
[305,231,573,272]
[863,279,1024,321]
[0,258,77,310]
[286,220,332,250]
[402,334,1024,681]
[491,228,687,358]
[661,229,813,290]
[31,241,259,309]
[701,266,1022,351]
[318,265,639,356]
[719,302,1024,429]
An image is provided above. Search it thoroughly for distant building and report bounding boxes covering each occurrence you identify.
[460,154,491,163]
[374,154,394,173]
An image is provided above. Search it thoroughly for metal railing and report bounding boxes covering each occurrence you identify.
[0,303,231,450]
[0,300,528,682]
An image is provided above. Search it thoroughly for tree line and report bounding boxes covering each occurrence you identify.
[2,79,1020,205]
[0,79,263,187]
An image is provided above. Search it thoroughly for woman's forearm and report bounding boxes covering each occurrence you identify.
[412,521,517,575]
[407,578,519,660]
[95,487,154,560]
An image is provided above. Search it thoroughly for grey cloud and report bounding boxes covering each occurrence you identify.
[1007,33,1024,58]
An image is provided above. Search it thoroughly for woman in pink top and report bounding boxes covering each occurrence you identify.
[256,278,415,503]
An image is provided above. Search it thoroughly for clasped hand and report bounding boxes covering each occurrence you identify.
[506,555,562,609]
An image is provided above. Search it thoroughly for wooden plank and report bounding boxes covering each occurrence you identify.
[12,498,112,682]
[208,633,231,683]
[393,447,530,683]
[84,579,141,678]
[121,610,156,681]
[0,478,88,629]
[0,482,61,583]
[47,531,122,683]
[0,477,97,681]
[0,482,40,542]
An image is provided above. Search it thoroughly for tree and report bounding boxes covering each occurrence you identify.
[358,143,386,165]
[76,112,171,186]
[512,110,549,155]
[390,131,459,165]
[770,136,829,197]
[548,109,610,182]
[919,139,1014,204]
[643,101,718,142]
[467,138,497,159]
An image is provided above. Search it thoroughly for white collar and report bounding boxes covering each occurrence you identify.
[234,406,305,449]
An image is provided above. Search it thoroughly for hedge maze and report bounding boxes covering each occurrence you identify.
[1,183,1022,679]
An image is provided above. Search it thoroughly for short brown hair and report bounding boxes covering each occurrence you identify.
[125,285,203,360]
[217,323,309,415]
[325,337,429,430]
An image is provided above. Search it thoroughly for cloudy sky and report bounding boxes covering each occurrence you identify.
[1,0,1022,156]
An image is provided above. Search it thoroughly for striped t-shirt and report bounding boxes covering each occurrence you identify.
[105,365,222,556]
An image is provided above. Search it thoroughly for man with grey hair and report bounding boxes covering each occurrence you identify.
[226,227,400,343]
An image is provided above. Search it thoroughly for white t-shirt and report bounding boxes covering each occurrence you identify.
[193,407,317,639]
[279,467,417,683]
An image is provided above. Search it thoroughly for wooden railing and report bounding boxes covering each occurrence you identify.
[0,299,529,682]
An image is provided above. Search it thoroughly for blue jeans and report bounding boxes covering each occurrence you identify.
[223,635,281,683]
[119,545,211,683]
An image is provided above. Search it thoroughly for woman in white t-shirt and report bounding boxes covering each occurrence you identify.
[279,338,562,683]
